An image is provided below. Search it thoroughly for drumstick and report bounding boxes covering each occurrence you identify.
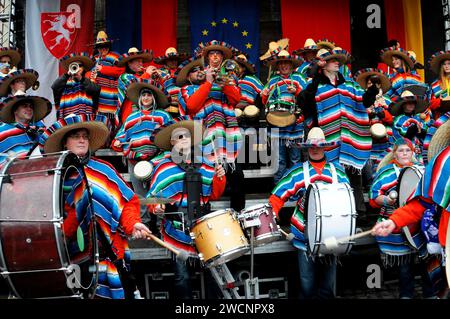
[323,230,373,250]
[279,229,295,242]
[210,138,223,180]
[145,232,190,262]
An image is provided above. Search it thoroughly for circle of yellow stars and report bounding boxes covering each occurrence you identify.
[201,18,252,49]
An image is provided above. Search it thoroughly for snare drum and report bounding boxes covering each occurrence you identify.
[370,123,387,139]
[0,152,98,298]
[190,209,249,267]
[238,204,281,245]
[305,182,356,256]
[398,166,424,207]
[243,105,260,118]
[266,102,296,127]
[133,160,154,182]
[235,108,243,118]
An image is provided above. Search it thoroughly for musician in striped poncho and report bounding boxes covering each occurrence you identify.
[39,114,151,299]
[269,127,349,299]
[292,39,319,78]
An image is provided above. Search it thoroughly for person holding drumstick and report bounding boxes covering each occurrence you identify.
[268,127,350,299]
[145,116,226,299]
[39,114,152,299]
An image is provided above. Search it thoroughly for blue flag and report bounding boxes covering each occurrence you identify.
[188,0,260,72]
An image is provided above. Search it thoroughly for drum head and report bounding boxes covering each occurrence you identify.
[235,108,243,118]
[398,166,423,206]
[266,112,296,127]
[134,161,153,180]
[370,123,387,139]
[244,105,260,118]
[305,184,318,254]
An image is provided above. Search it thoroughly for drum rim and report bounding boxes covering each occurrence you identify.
[240,203,270,213]
[203,245,250,268]
[191,208,236,226]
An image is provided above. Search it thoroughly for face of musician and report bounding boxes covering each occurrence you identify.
[139,91,154,110]
[392,56,404,69]
[237,63,246,78]
[0,55,11,74]
[442,60,450,75]
[207,50,223,68]
[277,60,293,76]
[303,51,316,62]
[394,144,413,166]
[10,78,27,94]
[64,128,90,157]
[97,45,109,58]
[324,59,340,73]
[188,66,206,84]
[170,127,192,153]
[402,101,416,114]
[308,147,325,161]
[166,58,178,70]
[13,101,34,124]
[366,77,381,90]
[128,58,144,73]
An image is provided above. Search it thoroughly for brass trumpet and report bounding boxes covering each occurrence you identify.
[68,62,80,75]
[32,80,40,91]
[215,59,239,85]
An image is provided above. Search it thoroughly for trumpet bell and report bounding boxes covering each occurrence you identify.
[32,81,40,91]
[68,62,80,75]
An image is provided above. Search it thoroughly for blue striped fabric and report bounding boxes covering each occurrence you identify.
[238,74,263,104]
[295,61,311,76]
[386,69,426,103]
[58,78,95,119]
[93,51,122,115]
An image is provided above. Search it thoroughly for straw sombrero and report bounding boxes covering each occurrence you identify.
[233,53,256,74]
[428,120,450,161]
[316,47,350,65]
[0,94,51,123]
[117,47,153,67]
[152,115,204,151]
[175,57,204,87]
[0,47,21,66]
[380,47,416,69]
[194,40,233,60]
[389,90,429,116]
[60,52,95,72]
[354,68,391,93]
[293,38,319,56]
[41,114,109,154]
[299,127,339,149]
[265,50,303,68]
[126,78,169,108]
[429,50,450,75]
[0,69,39,96]
[92,31,113,47]
[260,38,289,61]
[316,39,336,51]
[154,47,190,65]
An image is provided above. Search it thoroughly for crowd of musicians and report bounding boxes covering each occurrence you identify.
[0,31,448,300]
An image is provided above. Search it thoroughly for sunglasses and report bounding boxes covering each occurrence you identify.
[171,133,191,140]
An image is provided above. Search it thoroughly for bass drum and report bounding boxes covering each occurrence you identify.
[397,166,424,207]
[0,152,98,299]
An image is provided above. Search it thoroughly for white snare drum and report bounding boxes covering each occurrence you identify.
[133,161,154,181]
[238,204,281,245]
[398,166,424,207]
[235,108,243,118]
[243,105,260,118]
[266,102,296,127]
[305,182,356,256]
[370,123,387,139]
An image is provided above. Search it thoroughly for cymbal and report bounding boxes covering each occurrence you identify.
[139,197,176,205]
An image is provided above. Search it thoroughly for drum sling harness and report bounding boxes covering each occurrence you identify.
[303,161,338,188]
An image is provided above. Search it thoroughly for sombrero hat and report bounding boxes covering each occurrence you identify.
[376,138,416,172]
[428,120,450,161]
[60,52,95,71]
[265,50,303,68]
[429,50,450,75]
[126,78,169,108]
[194,40,233,60]
[293,38,319,56]
[354,68,391,93]
[316,39,336,51]
[0,69,39,96]
[316,47,350,65]
[117,47,153,67]
[92,31,113,47]
[299,127,339,149]
[175,57,204,87]
[154,47,190,65]
[0,47,21,66]
[152,115,204,151]
[0,93,51,123]
[389,90,429,116]
[380,47,416,69]
[233,53,256,74]
[41,114,109,154]
[260,38,289,61]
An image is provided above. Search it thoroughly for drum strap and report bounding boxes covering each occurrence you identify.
[303,161,338,188]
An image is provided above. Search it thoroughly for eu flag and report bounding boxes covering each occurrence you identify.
[188,0,260,72]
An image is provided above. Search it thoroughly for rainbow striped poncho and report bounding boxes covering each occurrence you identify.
[58,78,95,119]
[238,74,263,105]
[93,51,121,115]
[295,61,312,76]
[386,69,425,103]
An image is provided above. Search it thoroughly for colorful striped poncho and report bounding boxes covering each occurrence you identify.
[113,109,172,160]
[91,51,122,115]
[178,82,243,164]
[238,74,263,105]
[146,156,216,253]
[58,78,95,119]
[0,121,45,168]
[295,61,312,76]
[271,161,349,251]
[261,72,307,141]
[314,77,371,171]
[160,66,179,107]
[369,163,427,261]
[386,69,425,103]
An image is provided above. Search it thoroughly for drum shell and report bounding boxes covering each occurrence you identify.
[266,103,296,127]
[397,166,424,207]
[239,204,281,245]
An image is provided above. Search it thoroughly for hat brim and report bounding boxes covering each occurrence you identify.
[322,52,349,65]
[267,56,303,68]
[60,55,95,72]
[202,45,233,60]
[377,152,394,172]
[126,81,169,108]
[381,50,415,69]
[117,52,153,67]
[0,49,21,66]
[154,120,204,151]
[317,41,336,51]
[0,95,51,124]
[235,58,256,74]
[0,70,38,96]
[176,58,204,87]
[154,53,190,65]
[389,97,429,116]
[355,71,391,93]
[428,120,450,161]
[299,141,339,150]
[44,120,109,154]
[430,53,450,75]
[293,46,319,55]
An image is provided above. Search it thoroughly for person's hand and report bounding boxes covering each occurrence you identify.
[317,59,326,68]
[113,140,121,147]
[145,65,158,76]
[371,219,396,237]
[287,85,296,94]
[132,222,152,240]
[155,204,165,214]
[215,164,225,178]
[384,195,396,206]
[205,66,217,84]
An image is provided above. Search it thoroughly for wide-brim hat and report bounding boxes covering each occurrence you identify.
[0,47,21,66]
[92,31,113,47]
[154,47,190,65]
[428,120,450,161]
[126,78,169,108]
[0,69,39,96]
[317,48,350,65]
[260,38,289,61]
[175,57,204,87]
[293,38,319,56]
[429,50,450,75]
[42,114,109,154]
[380,47,416,69]
[117,47,153,67]
[299,127,339,149]
[60,52,95,72]
[316,39,336,51]
[389,90,429,116]
[354,68,391,93]
[0,94,51,123]
[266,50,303,68]
[153,115,204,151]
[233,54,256,74]
[194,40,233,60]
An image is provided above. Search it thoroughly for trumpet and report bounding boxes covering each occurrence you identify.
[68,62,80,75]
[215,59,239,85]
[32,80,40,91]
